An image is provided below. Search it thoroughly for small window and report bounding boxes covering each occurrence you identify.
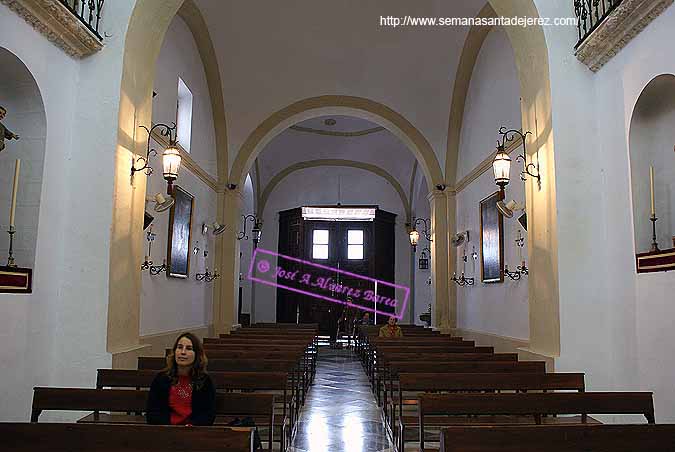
[176,77,193,153]
[347,230,363,260]
[313,229,329,259]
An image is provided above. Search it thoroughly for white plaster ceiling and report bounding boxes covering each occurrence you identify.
[194,0,485,175]
[256,115,416,198]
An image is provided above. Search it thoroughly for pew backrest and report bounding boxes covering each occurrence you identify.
[439,424,675,452]
[2,423,254,452]
[399,372,585,392]
[420,392,655,423]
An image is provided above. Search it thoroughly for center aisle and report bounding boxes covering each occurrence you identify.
[289,347,395,452]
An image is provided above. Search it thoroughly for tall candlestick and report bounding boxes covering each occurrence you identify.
[649,165,655,216]
[9,159,20,228]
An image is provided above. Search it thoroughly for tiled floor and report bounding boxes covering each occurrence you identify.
[288,347,395,452]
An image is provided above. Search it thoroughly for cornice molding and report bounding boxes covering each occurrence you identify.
[1,0,103,58]
[289,124,385,137]
[575,0,673,72]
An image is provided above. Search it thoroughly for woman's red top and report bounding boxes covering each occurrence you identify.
[169,375,193,425]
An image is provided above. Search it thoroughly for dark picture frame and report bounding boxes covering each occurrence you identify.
[480,190,504,283]
[167,185,194,278]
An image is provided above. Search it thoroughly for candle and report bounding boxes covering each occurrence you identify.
[9,159,20,228]
[649,165,655,216]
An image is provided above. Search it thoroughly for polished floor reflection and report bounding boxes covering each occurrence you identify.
[288,347,394,452]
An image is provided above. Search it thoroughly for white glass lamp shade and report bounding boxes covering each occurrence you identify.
[162,145,182,181]
[492,146,511,188]
[409,229,420,247]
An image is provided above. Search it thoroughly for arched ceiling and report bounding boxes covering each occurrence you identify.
[193,0,486,174]
[254,114,418,210]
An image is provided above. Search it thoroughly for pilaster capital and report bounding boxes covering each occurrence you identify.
[427,189,447,204]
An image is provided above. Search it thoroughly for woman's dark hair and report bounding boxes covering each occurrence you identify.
[163,332,209,388]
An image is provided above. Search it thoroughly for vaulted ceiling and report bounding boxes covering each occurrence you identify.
[193,0,487,194]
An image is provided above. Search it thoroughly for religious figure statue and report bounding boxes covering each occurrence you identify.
[0,105,20,153]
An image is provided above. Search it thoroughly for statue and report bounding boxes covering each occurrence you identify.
[0,105,20,153]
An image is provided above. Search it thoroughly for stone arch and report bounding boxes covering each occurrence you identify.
[259,159,412,222]
[229,95,444,192]
[110,0,227,356]
[446,1,559,356]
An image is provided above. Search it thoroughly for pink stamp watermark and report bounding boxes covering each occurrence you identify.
[247,248,409,320]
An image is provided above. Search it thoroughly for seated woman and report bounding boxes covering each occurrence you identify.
[379,316,403,338]
[146,332,215,425]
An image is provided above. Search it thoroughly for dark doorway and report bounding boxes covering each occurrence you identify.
[276,207,396,336]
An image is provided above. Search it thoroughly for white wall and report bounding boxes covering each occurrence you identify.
[453,27,527,340]
[254,166,410,322]
[0,0,138,421]
[457,27,521,181]
[456,170,529,340]
[152,15,217,179]
[535,0,675,420]
[140,15,219,335]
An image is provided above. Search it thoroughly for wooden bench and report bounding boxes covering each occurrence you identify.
[1,423,255,452]
[395,373,584,450]
[373,351,513,405]
[31,387,276,451]
[382,358,542,415]
[96,369,294,449]
[439,424,675,452]
[417,392,655,451]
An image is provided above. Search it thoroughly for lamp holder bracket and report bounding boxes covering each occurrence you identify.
[498,127,541,189]
[132,123,177,177]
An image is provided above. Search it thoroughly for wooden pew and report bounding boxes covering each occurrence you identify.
[96,369,294,450]
[31,388,276,451]
[136,358,304,422]
[394,372,585,450]
[1,423,255,452]
[418,392,655,451]
[384,361,547,436]
[206,336,317,381]
[372,350,506,404]
[249,323,319,329]
[438,424,675,452]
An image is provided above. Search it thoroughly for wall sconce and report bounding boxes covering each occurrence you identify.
[492,126,540,190]
[147,193,175,213]
[503,264,522,280]
[203,222,227,236]
[237,214,262,247]
[133,123,182,195]
[139,227,167,275]
[409,217,432,252]
[196,268,220,282]
[451,272,474,286]
[503,229,528,280]
[140,228,156,272]
[418,247,431,270]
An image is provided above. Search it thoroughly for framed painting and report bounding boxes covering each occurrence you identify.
[480,190,504,283]
[167,185,194,278]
